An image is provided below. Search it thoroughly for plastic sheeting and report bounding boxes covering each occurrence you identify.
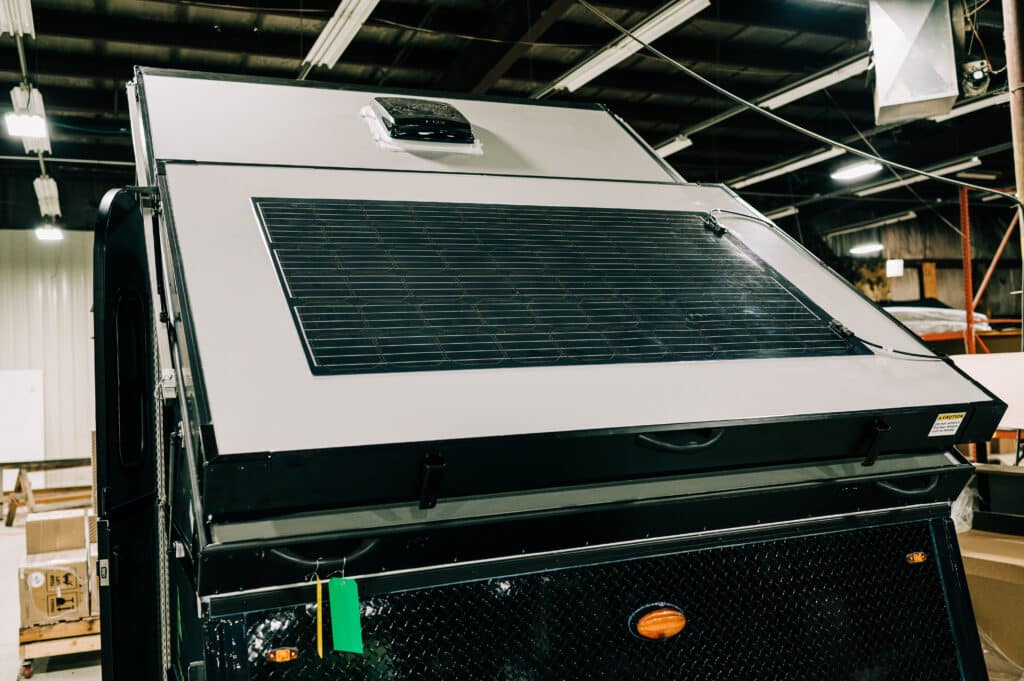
[884,306,991,336]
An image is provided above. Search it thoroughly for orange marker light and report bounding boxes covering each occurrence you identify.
[265,647,299,663]
[635,608,687,640]
[906,551,928,565]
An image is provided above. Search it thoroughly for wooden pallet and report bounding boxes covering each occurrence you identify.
[3,459,93,526]
[18,618,101,676]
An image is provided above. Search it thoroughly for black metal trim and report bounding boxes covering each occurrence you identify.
[930,516,989,680]
[153,172,214,436]
[161,158,684,186]
[203,452,972,554]
[203,504,950,616]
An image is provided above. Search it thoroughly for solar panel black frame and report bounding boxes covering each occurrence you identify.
[253,198,868,375]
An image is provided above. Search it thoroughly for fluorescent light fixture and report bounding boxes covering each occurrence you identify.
[849,242,884,255]
[831,160,882,182]
[825,211,916,238]
[534,0,710,96]
[34,225,63,242]
[300,0,380,74]
[4,112,45,137]
[9,84,50,154]
[929,92,1010,122]
[854,157,982,197]
[731,147,844,189]
[981,191,1015,202]
[655,134,693,158]
[764,205,799,220]
[886,259,904,278]
[0,0,35,37]
[956,170,999,181]
[33,174,60,218]
[760,55,871,110]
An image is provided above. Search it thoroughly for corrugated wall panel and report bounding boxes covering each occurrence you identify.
[0,229,94,486]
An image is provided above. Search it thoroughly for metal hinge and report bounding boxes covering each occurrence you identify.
[127,185,160,211]
[159,369,178,399]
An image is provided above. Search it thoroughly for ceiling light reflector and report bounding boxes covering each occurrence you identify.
[764,205,799,220]
[831,160,882,182]
[929,92,1010,122]
[0,0,35,37]
[534,0,710,96]
[855,157,982,197]
[34,225,63,242]
[850,242,884,255]
[760,55,871,110]
[8,84,50,153]
[33,175,61,218]
[655,134,693,158]
[301,0,381,74]
[731,147,845,189]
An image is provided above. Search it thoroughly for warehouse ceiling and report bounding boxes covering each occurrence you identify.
[0,0,1016,237]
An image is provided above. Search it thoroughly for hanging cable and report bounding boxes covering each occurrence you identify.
[574,0,1022,208]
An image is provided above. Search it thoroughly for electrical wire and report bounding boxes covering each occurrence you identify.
[851,335,946,361]
[707,209,946,362]
[574,0,1022,208]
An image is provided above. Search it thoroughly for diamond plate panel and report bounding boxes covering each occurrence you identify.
[240,521,960,681]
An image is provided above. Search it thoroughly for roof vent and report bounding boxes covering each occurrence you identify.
[362,97,482,155]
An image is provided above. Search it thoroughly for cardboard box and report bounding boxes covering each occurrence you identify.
[19,549,90,627]
[87,510,97,546]
[959,530,1024,666]
[25,509,88,555]
[88,543,99,617]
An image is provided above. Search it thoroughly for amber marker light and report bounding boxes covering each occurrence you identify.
[265,647,299,663]
[906,552,928,565]
[633,607,687,640]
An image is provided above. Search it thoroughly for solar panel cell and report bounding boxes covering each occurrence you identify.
[255,199,864,374]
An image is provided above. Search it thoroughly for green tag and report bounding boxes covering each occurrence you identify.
[328,578,364,654]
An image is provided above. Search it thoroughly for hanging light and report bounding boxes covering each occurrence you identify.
[849,243,884,256]
[0,0,35,38]
[831,160,882,182]
[533,0,710,97]
[34,224,63,242]
[299,0,381,78]
[8,84,50,154]
[33,174,61,218]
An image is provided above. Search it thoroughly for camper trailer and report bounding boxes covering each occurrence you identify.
[93,67,1004,681]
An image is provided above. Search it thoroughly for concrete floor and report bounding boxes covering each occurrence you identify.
[1,519,100,681]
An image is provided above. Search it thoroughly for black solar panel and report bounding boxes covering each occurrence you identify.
[254,198,863,374]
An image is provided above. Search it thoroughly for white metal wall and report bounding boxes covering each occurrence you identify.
[0,229,94,486]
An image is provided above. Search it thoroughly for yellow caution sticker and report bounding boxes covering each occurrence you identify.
[928,412,966,437]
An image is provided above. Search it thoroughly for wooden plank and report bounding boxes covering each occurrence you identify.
[20,618,101,643]
[19,633,101,660]
[921,261,939,299]
[1,458,91,473]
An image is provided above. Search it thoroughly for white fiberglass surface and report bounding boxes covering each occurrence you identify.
[139,73,676,183]
[161,164,988,454]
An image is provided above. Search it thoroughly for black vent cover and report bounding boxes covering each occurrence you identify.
[254,199,863,375]
[238,520,963,681]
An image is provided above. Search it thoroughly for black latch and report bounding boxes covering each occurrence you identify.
[703,213,726,237]
[418,453,446,509]
[860,418,892,467]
